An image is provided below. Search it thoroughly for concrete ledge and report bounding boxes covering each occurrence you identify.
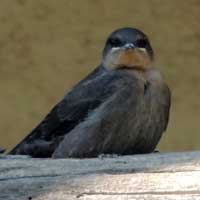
[1,151,200,199]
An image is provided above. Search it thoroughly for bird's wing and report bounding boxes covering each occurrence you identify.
[11,67,140,157]
[52,72,145,158]
[52,75,171,158]
[10,66,108,156]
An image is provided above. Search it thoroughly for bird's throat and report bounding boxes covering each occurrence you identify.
[103,48,153,71]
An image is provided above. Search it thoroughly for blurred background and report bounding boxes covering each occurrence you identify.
[0,0,200,152]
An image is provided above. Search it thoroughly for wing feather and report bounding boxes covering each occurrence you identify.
[10,67,134,157]
[10,66,105,156]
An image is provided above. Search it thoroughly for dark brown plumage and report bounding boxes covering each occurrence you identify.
[0,147,5,154]
[10,28,171,158]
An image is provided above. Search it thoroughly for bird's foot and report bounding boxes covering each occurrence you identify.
[153,150,160,153]
[98,153,119,159]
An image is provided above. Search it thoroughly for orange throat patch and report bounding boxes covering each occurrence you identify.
[115,49,152,71]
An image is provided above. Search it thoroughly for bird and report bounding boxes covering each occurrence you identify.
[10,27,171,158]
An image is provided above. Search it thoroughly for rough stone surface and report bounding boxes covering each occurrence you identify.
[1,151,200,199]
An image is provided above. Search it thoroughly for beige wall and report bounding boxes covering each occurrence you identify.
[0,0,200,152]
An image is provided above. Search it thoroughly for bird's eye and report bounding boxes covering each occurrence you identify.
[108,37,122,47]
[136,39,148,47]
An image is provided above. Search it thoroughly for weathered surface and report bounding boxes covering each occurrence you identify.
[1,151,200,200]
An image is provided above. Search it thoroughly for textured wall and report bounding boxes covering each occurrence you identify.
[0,0,200,151]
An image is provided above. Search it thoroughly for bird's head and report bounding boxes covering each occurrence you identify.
[102,27,154,71]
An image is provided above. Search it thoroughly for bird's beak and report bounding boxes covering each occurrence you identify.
[122,43,146,53]
[122,43,136,50]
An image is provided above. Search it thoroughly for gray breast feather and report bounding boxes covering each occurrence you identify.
[53,75,143,158]
[53,73,171,158]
